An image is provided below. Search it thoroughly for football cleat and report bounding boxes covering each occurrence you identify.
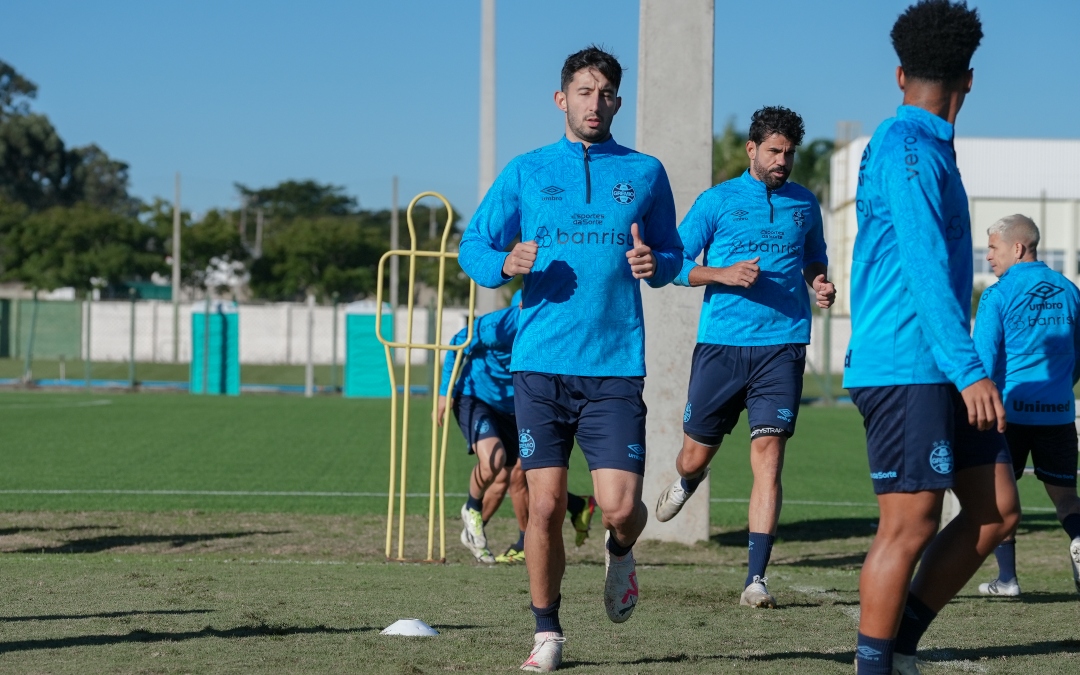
[978,577,1021,597]
[740,575,777,608]
[655,469,708,522]
[892,652,923,674]
[460,503,494,564]
[570,496,597,547]
[520,631,565,672]
[496,545,526,564]
[604,533,638,623]
[1070,537,1080,594]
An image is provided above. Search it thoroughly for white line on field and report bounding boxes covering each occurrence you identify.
[0,490,1059,512]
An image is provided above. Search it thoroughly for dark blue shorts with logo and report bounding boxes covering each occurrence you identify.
[452,395,519,460]
[849,384,1011,494]
[682,343,806,446]
[513,372,647,475]
[1005,422,1078,488]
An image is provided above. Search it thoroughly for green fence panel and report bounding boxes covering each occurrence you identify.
[344,301,393,398]
[190,301,240,396]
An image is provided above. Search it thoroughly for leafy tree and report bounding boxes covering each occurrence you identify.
[143,198,248,291]
[68,143,140,216]
[0,59,37,119]
[235,179,358,221]
[0,112,71,210]
[0,202,164,291]
[248,215,383,301]
[712,117,749,185]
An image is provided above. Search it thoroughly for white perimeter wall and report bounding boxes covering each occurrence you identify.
[82,300,469,366]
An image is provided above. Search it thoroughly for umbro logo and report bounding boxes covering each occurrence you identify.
[732,209,749,221]
[1027,281,1064,301]
[540,185,564,195]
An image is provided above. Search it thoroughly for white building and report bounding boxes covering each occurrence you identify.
[829,137,1080,316]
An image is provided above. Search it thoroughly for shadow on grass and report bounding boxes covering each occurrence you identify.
[778,552,866,570]
[955,590,1080,604]
[9,531,291,554]
[0,609,213,622]
[712,518,877,547]
[0,525,119,536]
[563,639,1080,669]
[0,624,375,653]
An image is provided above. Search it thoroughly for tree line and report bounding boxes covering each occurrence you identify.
[0,60,464,303]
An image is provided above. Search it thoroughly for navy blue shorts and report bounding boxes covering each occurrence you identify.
[682,343,806,446]
[513,372,647,475]
[452,395,519,460]
[1005,423,1078,487]
[850,384,1012,494]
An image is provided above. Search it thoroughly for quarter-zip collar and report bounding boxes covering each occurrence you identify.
[560,136,618,204]
[739,169,790,224]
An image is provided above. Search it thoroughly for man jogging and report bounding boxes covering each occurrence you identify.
[458,45,682,672]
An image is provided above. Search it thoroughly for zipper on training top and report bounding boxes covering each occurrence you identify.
[583,146,591,204]
[766,187,774,223]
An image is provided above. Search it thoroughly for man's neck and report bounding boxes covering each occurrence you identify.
[902,85,962,125]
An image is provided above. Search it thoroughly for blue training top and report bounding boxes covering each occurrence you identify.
[973,261,1080,425]
[674,170,828,346]
[438,292,521,415]
[458,135,683,377]
[844,105,987,391]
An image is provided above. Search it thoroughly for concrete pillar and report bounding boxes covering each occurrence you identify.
[474,0,499,314]
[636,0,714,544]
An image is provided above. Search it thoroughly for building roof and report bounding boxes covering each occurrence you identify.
[831,136,1080,207]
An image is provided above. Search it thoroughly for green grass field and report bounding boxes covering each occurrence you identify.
[1,390,1078,673]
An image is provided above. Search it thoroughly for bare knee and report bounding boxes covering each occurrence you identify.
[598,497,640,530]
[529,490,566,527]
[876,515,939,557]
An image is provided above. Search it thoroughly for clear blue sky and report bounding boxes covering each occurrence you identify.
[5,0,1078,218]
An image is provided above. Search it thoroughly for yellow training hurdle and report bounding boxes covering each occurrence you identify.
[375,191,477,562]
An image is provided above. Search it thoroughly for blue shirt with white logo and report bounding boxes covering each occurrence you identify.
[438,303,519,415]
[844,105,987,391]
[458,135,683,377]
[674,170,828,346]
[973,261,1080,425]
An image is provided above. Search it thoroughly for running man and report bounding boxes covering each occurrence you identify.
[972,214,1080,596]
[458,45,682,672]
[844,3,1020,673]
[438,291,597,565]
[653,106,835,609]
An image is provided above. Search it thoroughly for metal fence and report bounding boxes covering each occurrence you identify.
[0,296,471,394]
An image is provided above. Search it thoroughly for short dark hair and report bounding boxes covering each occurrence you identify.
[561,45,623,93]
[891,0,983,82]
[748,106,805,147]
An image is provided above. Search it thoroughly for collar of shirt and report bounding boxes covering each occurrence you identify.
[1001,261,1048,280]
[559,135,620,158]
[896,104,955,142]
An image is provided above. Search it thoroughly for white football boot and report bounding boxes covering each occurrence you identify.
[604,533,639,622]
[1070,537,1080,594]
[739,575,777,608]
[977,577,1021,596]
[520,632,565,672]
[460,503,494,564]
[655,469,709,522]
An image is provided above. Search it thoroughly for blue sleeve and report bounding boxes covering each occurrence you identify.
[641,164,683,288]
[802,199,828,268]
[972,286,1006,389]
[884,139,987,391]
[458,160,522,289]
[673,193,717,287]
[438,327,469,396]
[474,306,517,352]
